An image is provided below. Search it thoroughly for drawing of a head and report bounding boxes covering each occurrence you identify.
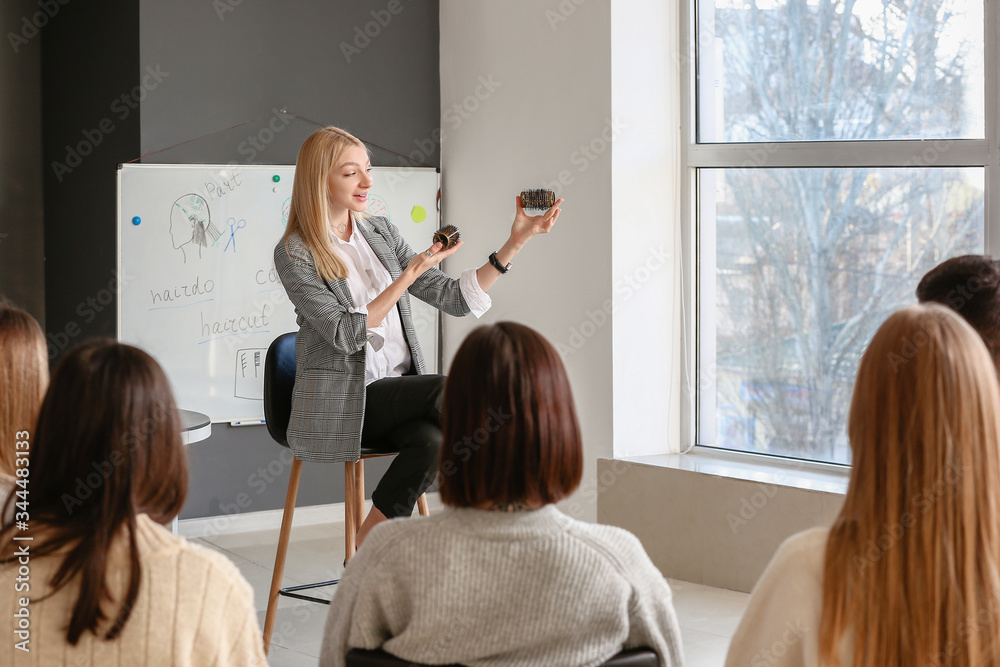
[169,194,214,249]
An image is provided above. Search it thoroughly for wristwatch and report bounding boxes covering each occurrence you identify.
[488,251,511,274]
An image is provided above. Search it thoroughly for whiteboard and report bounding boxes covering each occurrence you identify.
[117,164,441,423]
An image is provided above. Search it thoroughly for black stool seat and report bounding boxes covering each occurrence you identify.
[345,647,660,666]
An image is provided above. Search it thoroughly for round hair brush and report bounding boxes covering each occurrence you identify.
[433,225,461,249]
[520,189,556,211]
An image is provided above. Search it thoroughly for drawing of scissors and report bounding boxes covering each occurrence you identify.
[224,217,246,252]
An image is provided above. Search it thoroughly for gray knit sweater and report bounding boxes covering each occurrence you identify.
[319,505,684,667]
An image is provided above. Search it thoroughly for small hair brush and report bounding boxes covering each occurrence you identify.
[520,189,556,211]
[433,225,461,249]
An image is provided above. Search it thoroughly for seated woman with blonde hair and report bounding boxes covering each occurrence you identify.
[320,321,683,667]
[0,301,48,487]
[725,304,1000,666]
[0,340,266,665]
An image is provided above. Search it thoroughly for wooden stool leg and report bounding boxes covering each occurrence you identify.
[417,493,430,517]
[345,460,365,564]
[263,457,302,655]
[354,460,365,532]
[344,462,357,563]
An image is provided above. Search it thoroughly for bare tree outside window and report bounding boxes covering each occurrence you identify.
[695,0,986,463]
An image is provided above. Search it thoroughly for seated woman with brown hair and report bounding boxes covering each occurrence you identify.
[0,340,267,666]
[725,304,1000,666]
[320,321,683,667]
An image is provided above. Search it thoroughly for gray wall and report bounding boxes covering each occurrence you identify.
[137,0,441,519]
[41,0,141,355]
[0,1,46,322]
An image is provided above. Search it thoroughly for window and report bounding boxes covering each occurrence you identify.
[685,0,994,464]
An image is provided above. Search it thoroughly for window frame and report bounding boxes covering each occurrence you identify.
[679,0,1000,464]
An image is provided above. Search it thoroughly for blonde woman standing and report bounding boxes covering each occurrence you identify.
[275,126,561,545]
[725,304,1000,666]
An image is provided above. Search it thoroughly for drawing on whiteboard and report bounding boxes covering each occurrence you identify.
[281,196,291,227]
[367,193,390,220]
[170,194,222,262]
[234,348,267,400]
[217,217,247,253]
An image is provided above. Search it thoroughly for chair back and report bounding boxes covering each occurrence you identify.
[264,332,297,447]
[344,647,659,666]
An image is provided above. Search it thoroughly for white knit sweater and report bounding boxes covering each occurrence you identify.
[0,513,267,666]
[319,505,684,667]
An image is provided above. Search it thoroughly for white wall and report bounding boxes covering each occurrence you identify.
[611,0,684,458]
[440,0,613,520]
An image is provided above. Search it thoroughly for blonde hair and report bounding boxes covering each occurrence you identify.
[820,304,1000,665]
[281,126,370,281]
[0,304,49,477]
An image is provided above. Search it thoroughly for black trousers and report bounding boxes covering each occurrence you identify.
[361,374,444,519]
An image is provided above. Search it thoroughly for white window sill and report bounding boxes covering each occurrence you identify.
[618,447,849,495]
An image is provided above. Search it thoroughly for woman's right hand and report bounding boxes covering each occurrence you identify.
[405,240,463,280]
[368,241,464,328]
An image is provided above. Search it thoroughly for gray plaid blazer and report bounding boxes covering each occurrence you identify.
[273,216,471,463]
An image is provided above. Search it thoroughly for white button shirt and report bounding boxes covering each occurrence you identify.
[330,224,491,386]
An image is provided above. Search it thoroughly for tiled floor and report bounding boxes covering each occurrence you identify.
[192,519,750,666]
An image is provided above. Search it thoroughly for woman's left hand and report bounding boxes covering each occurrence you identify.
[510,195,563,247]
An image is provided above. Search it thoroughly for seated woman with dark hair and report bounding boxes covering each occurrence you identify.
[916,254,1000,370]
[320,322,683,667]
[0,340,266,666]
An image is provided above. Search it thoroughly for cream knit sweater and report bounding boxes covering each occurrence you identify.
[724,527,853,667]
[0,513,267,666]
[320,505,684,667]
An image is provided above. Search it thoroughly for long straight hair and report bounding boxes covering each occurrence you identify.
[281,126,370,281]
[819,305,1000,665]
[0,304,48,477]
[0,340,187,645]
